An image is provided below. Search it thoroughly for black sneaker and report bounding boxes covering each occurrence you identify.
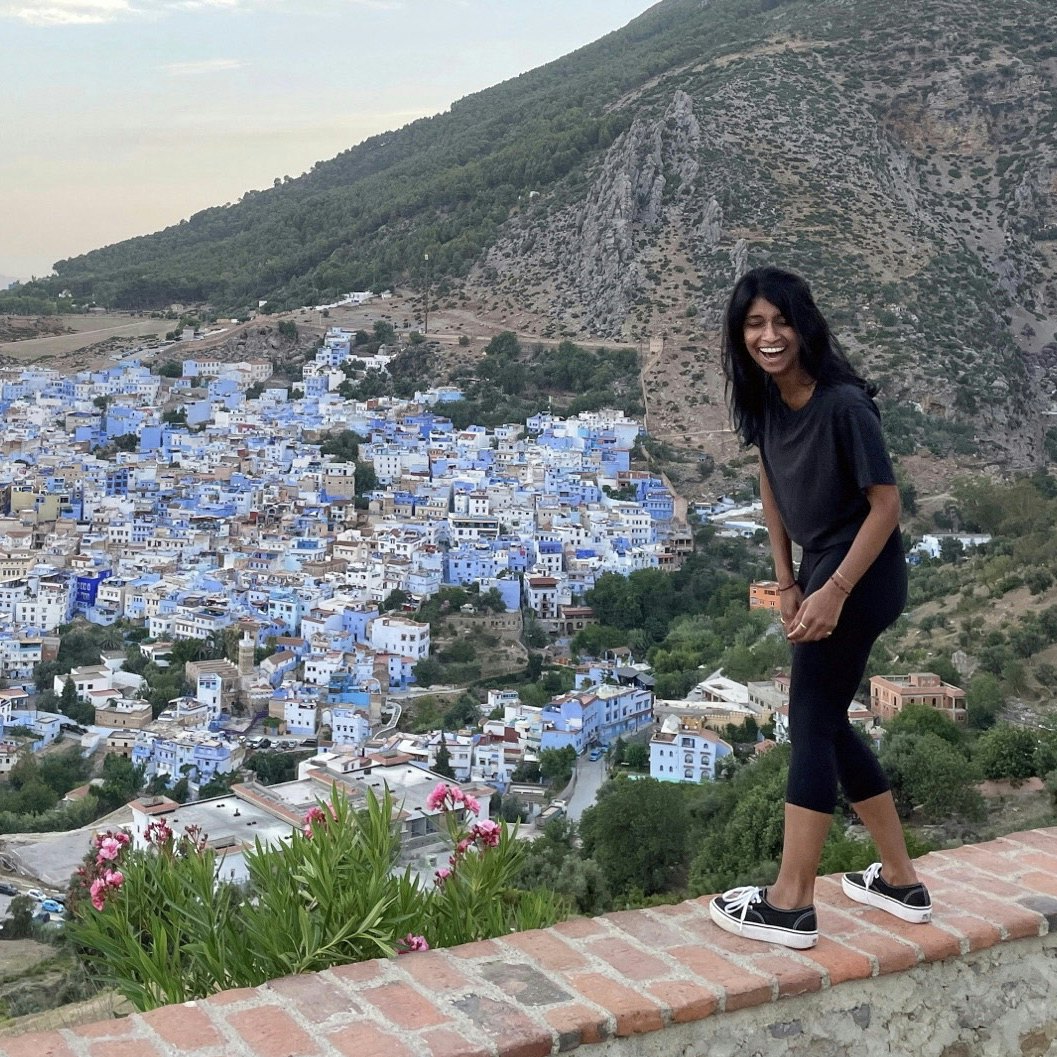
[709,886,818,949]
[842,863,932,923]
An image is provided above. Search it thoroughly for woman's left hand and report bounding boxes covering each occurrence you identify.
[786,581,846,643]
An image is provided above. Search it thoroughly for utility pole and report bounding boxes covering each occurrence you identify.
[423,252,431,334]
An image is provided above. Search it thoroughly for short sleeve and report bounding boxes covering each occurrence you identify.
[837,393,895,492]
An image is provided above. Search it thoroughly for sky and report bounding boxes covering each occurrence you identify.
[0,0,656,283]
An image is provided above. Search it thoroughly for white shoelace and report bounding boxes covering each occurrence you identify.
[719,885,763,929]
[862,862,883,889]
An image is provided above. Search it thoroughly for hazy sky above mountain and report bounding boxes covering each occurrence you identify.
[0,0,654,281]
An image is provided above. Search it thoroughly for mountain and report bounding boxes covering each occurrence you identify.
[6,0,1057,466]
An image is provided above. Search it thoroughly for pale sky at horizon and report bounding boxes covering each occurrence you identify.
[0,0,655,282]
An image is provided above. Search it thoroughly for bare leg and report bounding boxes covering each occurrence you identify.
[851,790,919,886]
[766,804,832,909]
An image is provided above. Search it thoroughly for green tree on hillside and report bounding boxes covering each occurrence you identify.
[580,777,688,898]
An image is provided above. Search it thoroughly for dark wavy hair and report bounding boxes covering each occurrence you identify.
[721,266,873,446]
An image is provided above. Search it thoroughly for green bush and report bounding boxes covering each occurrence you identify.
[66,787,565,1011]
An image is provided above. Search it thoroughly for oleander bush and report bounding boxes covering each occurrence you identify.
[65,785,565,1011]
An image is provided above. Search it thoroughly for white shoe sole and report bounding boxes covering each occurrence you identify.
[841,875,932,923]
[708,899,818,949]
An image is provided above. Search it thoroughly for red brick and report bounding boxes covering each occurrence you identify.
[225,1005,320,1057]
[1008,850,1057,876]
[933,913,1002,954]
[814,875,849,908]
[995,829,1057,855]
[205,986,260,1006]
[451,994,551,1057]
[504,928,589,972]
[362,981,448,1029]
[552,916,610,940]
[748,954,825,998]
[420,1027,494,1057]
[646,980,719,1024]
[267,973,359,1023]
[583,937,670,980]
[329,960,387,986]
[566,972,666,1036]
[699,921,795,959]
[798,937,875,986]
[952,870,1037,900]
[648,899,700,918]
[497,1036,552,1057]
[71,1018,138,1039]
[1020,870,1057,898]
[447,939,503,959]
[143,1003,224,1049]
[86,1040,164,1057]
[841,929,921,975]
[327,1021,415,1057]
[604,908,689,948]
[667,945,771,1012]
[0,1031,78,1057]
[87,1042,164,1057]
[927,881,1044,939]
[821,902,876,940]
[543,1001,612,1048]
[398,951,474,992]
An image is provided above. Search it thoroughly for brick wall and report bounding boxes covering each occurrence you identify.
[3,827,1056,1057]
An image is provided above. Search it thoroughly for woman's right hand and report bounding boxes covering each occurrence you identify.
[779,585,803,632]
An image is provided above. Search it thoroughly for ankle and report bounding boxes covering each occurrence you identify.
[766,882,814,910]
[881,863,919,887]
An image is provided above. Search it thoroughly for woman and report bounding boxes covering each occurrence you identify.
[708,266,931,949]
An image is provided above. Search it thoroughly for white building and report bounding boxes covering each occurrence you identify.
[650,716,733,783]
[367,616,430,661]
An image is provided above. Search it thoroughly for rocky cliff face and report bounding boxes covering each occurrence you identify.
[467,2,1057,470]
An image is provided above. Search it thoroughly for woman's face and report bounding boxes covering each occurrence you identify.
[742,296,802,381]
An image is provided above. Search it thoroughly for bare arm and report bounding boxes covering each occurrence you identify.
[759,457,804,627]
[759,456,795,586]
[786,483,901,643]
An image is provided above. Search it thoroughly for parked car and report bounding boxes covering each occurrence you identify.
[41,899,66,915]
[25,888,46,902]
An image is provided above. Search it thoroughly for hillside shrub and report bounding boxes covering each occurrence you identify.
[66,787,565,1011]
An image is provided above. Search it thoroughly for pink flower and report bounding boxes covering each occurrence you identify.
[472,819,501,848]
[89,869,124,911]
[397,934,430,954]
[96,837,122,863]
[89,877,107,911]
[145,820,173,846]
[462,794,480,817]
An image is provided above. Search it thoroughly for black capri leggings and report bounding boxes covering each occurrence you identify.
[785,529,907,814]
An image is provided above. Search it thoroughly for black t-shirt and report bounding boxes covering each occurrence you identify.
[759,381,896,552]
